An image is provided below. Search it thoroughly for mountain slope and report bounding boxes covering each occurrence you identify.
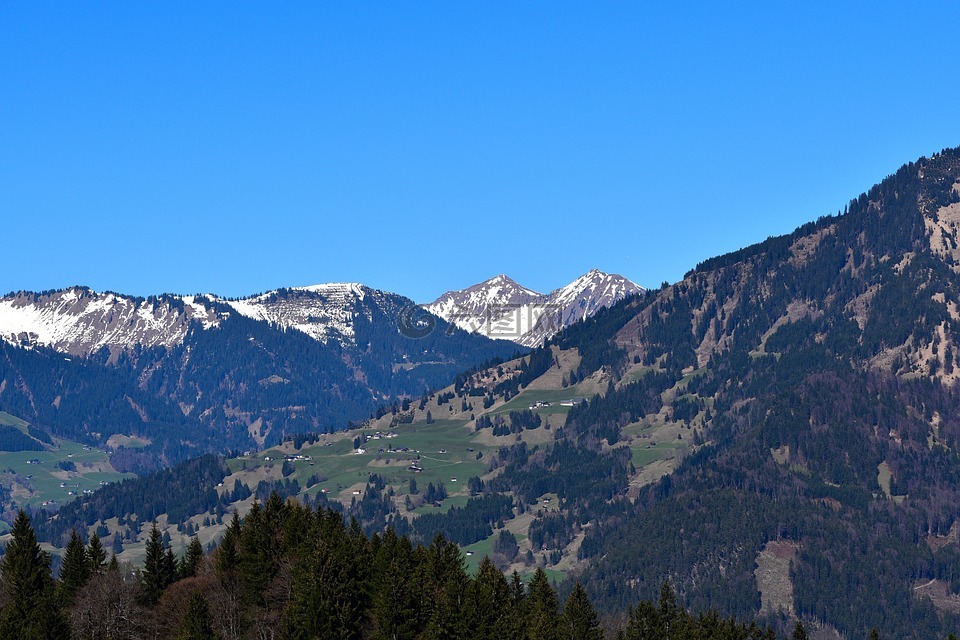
[426,270,643,347]
[0,288,216,357]
[426,275,542,332]
[550,146,960,637]
[18,148,960,638]
[0,282,445,354]
[0,285,520,465]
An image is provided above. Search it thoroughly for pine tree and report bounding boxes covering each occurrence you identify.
[163,547,179,587]
[526,568,561,640]
[87,532,107,574]
[215,511,241,574]
[467,557,511,640]
[421,533,469,640]
[142,521,168,605]
[180,536,204,579]
[792,620,809,640]
[0,510,70,639]
[562,582,602,640]
[176,591,217,640]
[504,570,528,639]
[107,553,120,572]
[58,529,91,605]
[238,501,276,607]
[279,511,367,640]
[371,529,421,640]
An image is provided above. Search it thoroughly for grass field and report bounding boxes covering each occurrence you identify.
[491,386,593,416]
[0,412,133,510]
[2,342,690,587]
[235,419,493,507]
[0,411,30,429]
[629,441,681,467]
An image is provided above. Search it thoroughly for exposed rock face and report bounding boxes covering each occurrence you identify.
[427,270,644,347]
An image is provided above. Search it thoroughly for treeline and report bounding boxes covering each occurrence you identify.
[33,455,229,546]
[0,501,840,640]
[0,424,45,452]
[565,371,675,444]
[403,493,515,547]
[0,291,518,465]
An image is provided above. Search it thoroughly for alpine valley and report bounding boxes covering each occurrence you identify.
[8,149,960,638]
[0,270,636,470]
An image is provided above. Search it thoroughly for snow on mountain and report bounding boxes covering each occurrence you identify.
[426,270,645,347]
[0,287,217,356]
[0,272,643,357]
[0,283,402,356]
[220,283,391,345]
[425,275,542,333]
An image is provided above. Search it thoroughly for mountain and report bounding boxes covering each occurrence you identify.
[0,283,520,467]
[0,288,216,357]
[426,269,644,347]
[1,283,437,354]
[220,283,411,347]
[426,274,542,332]
[551,146,960,637]
[32,145,960,639]
[16,147,960,639]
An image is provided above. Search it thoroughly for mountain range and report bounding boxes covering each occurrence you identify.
[9,147,960,638]
[0,272,637,468]
[426,269,643,347]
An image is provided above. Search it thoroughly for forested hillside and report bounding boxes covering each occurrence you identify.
[559,147,960,637]
[11,148,960,638]
[1,504,852,640]
[0,292,519,468]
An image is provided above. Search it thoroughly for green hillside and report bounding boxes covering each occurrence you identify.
[0,411,133,512]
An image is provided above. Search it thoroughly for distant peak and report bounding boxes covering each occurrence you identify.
[292,282,367,294]
[577,268,606,280]
[571,269,627,284]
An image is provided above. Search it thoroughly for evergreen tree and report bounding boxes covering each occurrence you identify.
[87,532,107,574]
[0,510,70,639]
[526,568,560,640]
[622,600,666,640]
[421,533,469,640]
[279,511,368,640]
[792,620,809,640]
[216,511,241,575]
[180,536,204,579]
[57,529,91,605]
[467,557,511,640]
[505,571,529,639]
[562,582,602,640]
[238,501,278,607]
[176,591,217,640]
[141,521,168,605]
[163,547,179,587]
[371,529,421,640]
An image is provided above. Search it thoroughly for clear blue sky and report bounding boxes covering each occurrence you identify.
[2,3,959,302]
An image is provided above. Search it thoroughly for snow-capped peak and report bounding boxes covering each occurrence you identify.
[0,281,392,355]
[0,287,215,356]
[219,283,385,344]
[426,270,644,347]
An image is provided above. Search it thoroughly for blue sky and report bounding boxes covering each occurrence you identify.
[2,3,959,302]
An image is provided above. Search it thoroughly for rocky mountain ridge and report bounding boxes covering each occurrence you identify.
[426,269,644,347]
